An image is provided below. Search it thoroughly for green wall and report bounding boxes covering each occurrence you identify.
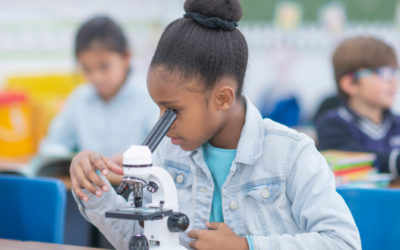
[240,0,399,22]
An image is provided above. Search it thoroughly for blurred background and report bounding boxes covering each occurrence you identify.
[1,0,400,159]
[1,0,400,248]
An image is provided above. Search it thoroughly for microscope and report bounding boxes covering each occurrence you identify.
[106,109,189,250]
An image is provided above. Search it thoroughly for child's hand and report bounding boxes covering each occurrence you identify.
[70,150,123,202]
[188,222,249,250]
[109,153,123,167]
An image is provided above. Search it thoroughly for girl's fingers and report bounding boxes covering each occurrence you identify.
[86,167,107,192]
[102,155,123,175]
[70,151,116,199]
[91,154,108,173]
[71,175,88,201]
[109,154,123,167]
[205,222,220,230]
[75,164,101,196]
[88,154,110,191]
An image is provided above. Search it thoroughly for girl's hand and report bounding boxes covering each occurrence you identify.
[70,150,123,202]
[188,222,249,250]
[109,153,123,167]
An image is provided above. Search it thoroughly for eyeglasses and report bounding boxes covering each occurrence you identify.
[352,66,399,82]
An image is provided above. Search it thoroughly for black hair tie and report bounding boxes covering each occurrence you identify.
[184,12,238,31]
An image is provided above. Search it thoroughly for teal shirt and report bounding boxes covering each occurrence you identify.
[203,142,236,222]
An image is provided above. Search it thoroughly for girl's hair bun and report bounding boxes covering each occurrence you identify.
[184,0,242,22]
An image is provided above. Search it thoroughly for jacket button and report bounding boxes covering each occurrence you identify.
[175,174,184,184]
[261,189,270,199]
[229,201,238,210]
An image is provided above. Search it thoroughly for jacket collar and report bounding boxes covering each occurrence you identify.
[234,96,264,165]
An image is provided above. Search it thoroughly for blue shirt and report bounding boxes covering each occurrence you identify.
[203,142,236,222]
[316,105,400,176]
[39,73,158,157]
[75,97,361,250]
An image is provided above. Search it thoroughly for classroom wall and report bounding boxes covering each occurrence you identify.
[1,0,400,121]
[0,0,184,89]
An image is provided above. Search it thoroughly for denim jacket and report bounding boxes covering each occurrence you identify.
[74,97,361,250]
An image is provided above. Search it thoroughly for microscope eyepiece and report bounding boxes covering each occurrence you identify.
[142,109,177,152]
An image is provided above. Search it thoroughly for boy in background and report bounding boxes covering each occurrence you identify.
[316,36,400,176]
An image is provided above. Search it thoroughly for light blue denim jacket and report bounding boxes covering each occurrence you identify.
[74,97,361,250]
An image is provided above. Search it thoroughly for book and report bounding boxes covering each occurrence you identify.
[321,150,376,171]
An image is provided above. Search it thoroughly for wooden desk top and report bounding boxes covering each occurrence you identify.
[389,178,400,188]
[0,239,108,250]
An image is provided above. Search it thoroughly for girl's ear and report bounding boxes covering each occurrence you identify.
[215,85,235,111]
[339,74,358,97]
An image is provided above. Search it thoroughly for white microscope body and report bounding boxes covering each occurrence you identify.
[107,145,188,250]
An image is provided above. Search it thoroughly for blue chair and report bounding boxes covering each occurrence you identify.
[260,96,300,127]
[337,187,400,250]
[0,174,66,243]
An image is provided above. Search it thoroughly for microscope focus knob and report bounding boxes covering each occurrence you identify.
[116,182,129,196]
[167,212,190,232]
[129,235,149,250]
[146,181,158,193]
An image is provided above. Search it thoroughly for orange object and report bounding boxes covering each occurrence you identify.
[5,73,84,152]
[0,92,34,158]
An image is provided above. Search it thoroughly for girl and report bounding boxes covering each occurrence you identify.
[39,16,157,162]
[70,2,361,250]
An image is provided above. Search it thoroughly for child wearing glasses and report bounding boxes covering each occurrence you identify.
[316,36,400,176]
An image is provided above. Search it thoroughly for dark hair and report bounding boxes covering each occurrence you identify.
[332,36,398,100]
[74,16,129,57]
[150,0,248,97]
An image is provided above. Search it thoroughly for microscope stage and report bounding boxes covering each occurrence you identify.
[105,207,173,221]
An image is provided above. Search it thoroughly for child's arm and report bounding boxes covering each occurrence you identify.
[317,116,400,175]
[70,151,142,250]
[252,138,361,250]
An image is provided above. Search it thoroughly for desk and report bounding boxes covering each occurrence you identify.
[0,239,107,250]
[390,178,400,188]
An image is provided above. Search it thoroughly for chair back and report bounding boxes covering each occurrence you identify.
[337,187,400,250]
[0,174,66,243]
